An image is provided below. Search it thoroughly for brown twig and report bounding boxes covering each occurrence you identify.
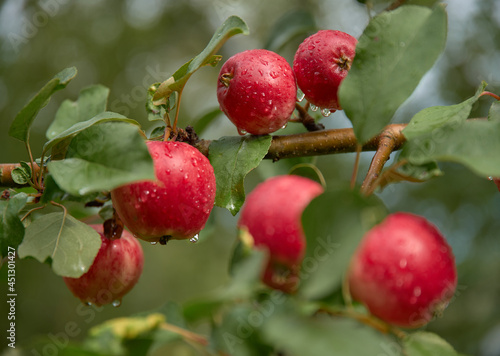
[360,124,406,195]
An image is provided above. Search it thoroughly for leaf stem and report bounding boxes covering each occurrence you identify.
[20,205,47,222]
[160,322,209,346]
[480,91,500,101]
[172,89,184,135]
[350,144,362,189]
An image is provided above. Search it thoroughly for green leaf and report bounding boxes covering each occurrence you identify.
[209,135,272,215]
[403,332,459,356]
[47,122,154,196]
[11,162,32,185]
[339,5,447,143]
[183,250,266,323]
[488,100,500,122]
[402,83,500,176]
[263,311,403,356]
[403,83,486,140]
[152,15,249,104]
[43,111,140,157]
[9,67,77,142]
[264,10,317,52]
[46,84,110,139]
[191,108,222,135]
[84,314,167,356]
[145,82,167,122]
[0,192,28,257]
[212,304,275,356]
[17,212,101,278]
[299,187,387,300]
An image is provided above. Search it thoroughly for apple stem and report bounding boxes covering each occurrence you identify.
[294,102,325,131]
[103,209,124,240]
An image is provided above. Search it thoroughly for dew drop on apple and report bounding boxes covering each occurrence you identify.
[488,176,494,181]
[310,104,319,112]
[321,108,332,117]
[399,258,407,269]
[297,89,305,102]
[84,301,92,306]
[190,234,199,243]
[237,128,248,136]
[112,300,121,307]
[413,286,422,297]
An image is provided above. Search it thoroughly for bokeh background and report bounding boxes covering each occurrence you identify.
[1,0,500,355]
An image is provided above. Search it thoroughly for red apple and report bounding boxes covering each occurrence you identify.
[293,30,357,111]
[111,141,216,243]
[348,212,457,328]
[238,175,324,292]
[217,49,297,135]
[63,224,144,306]
[493,177,500,192]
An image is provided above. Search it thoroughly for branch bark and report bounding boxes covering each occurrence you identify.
[194,124,407,160]
[1,125,408,188]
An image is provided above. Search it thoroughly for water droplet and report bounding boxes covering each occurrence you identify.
[84,301,92,306]
[488,176,494,181]
[409,296,418,305]
[413,286,422,297]
[112,300,121,307]
[297,89,305,102]
[321,108,332,117]
[310,104,319,112]
[399,259,407,268]
[151,241,157,245]
[281,123,288,130]
[190,234,199,243]
[237,128,248,135]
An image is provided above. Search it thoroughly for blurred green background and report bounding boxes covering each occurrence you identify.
[1,0,500,355]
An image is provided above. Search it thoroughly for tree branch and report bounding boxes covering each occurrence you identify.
[194,124,407,160]
[1,125,408,188]
[361,124,406,194]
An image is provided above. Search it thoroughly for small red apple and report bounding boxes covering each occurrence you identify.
[348,212,457,328]
[293,30,357,111]
[63,224,144,306]
[238,175,324,292]
[111,141,216,243]
[217,49,297,135]
[492,177,500,192]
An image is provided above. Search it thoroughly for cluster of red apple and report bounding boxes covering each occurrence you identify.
[63,30,457,330]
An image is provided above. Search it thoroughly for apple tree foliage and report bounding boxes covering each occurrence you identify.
[1,3,499,355]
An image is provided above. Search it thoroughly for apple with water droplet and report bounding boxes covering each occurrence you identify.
[217,49,297,135]
[348,212,457,328]
[63,224,144,306]
[111,141,216,243]
[238,175,324,293]
[293,30,357,111]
